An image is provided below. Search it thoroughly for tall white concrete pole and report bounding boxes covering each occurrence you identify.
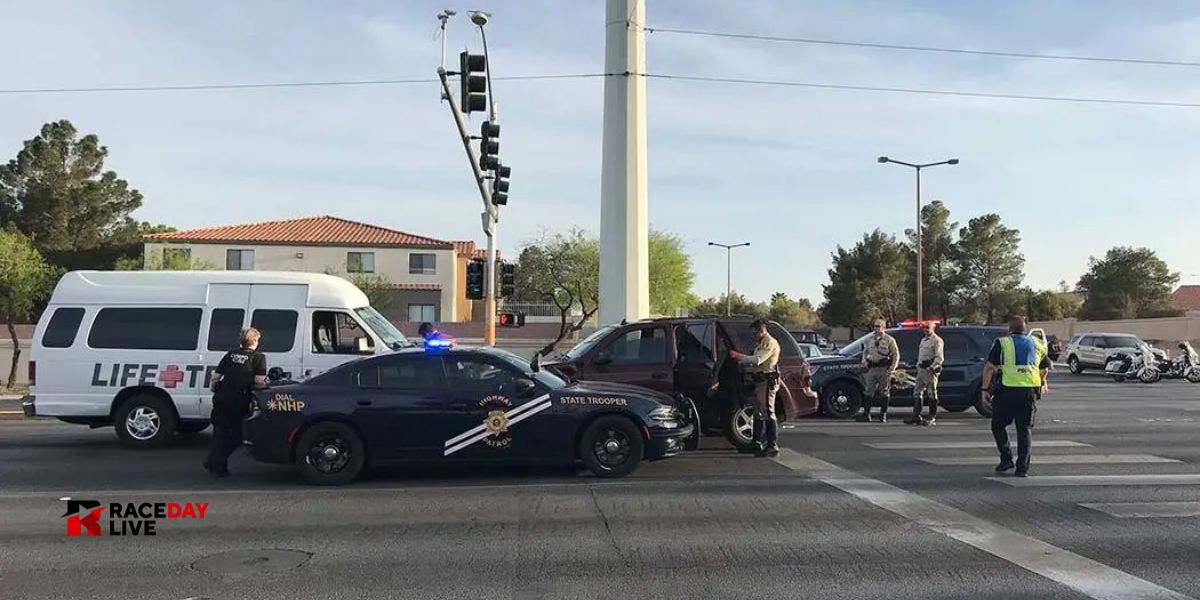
[599,0,649,325]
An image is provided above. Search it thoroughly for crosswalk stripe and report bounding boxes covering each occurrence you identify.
[919,454,1179,465]
[866,440,1090,449]
[1082,502,1200,518]
[990,474,1200,487]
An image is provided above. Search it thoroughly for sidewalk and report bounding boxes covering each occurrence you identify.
[0,396,26,420]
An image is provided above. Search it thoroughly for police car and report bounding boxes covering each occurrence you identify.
[243,340,695,485]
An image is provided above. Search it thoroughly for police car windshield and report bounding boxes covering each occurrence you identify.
[353,307,412,349]
[564,325,616,360]
[487,349,570,389]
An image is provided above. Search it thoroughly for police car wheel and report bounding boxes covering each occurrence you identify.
[723,405,757,452]
[974,398,993,418]
[114,395,177,449]
[820,381,861,419]
[295,422,365,486]
[580,416,644,478]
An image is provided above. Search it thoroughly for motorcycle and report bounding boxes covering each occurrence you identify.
[1104,350,1161,383]
[1168,342,1200,383]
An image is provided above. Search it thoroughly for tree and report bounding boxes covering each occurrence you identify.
[820,230,911,326]
[349,274,397,314]
[1077,246,1180,320]
[648,230,697,315]
[515,230,601,357]
[767,292,818,327]
[0,120,143,255]
[1011,287,1082,322]
[904,200,963,320]
[115,247,217,271]
[692,292,768,318]
[954,214,1025,324]
[0,230,58,388]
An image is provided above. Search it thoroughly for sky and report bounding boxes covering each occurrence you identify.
[2,0,1199,306]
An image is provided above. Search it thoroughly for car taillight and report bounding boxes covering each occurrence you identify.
[28,361,35,386]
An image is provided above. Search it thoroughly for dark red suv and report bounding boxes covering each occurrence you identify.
[542,317,817,451]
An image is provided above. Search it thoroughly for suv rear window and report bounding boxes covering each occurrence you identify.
[1105,335,1141,348]
[41,307,85,348]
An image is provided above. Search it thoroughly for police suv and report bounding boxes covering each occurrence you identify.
[243,341,695,485]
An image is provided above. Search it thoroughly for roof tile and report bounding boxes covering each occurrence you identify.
[1171,285,1200,311]
[145,216,453,248]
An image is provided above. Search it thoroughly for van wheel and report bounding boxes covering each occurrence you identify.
[821,381,862,419]
[723,405,757,451]
[114,395,178,449]
[295,422,365,486]
[580,416,644,478]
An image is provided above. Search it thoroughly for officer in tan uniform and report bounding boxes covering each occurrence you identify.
[906,321,945,426]
[729,319,782,457]
[857,318,900,423]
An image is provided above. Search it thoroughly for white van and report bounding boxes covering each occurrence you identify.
[25,270,410,448]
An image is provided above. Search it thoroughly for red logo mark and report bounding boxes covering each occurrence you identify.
[64,500,106,537]
[159,365,185,389]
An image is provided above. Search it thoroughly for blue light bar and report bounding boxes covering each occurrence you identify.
[425,338,454,350]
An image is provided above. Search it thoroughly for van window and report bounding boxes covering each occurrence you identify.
[251,310,298,353]
[312,311,373,355]
[88,308,203,350]
[42,308,86,348]
[207,309,245,351]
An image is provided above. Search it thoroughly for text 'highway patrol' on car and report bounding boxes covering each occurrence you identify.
[243,340,695,485]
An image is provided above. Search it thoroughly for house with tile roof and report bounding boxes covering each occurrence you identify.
[143,216,489,322]
[1171,285,1200,315]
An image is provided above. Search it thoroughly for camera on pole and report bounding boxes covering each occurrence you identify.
[466,258,485,300]
[459,52,487,113]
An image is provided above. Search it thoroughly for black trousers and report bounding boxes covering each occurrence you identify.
[991,388,1037,470]
[206,399,246,474]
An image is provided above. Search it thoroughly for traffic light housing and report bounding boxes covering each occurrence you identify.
[499,262,516,297]
[480,121,500,171]
[498,312,525,328]
[459,52,487,113]
[466,258,485,300]
[491,164,510,206]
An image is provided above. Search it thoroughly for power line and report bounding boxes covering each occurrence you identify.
[641,73,1200,108]
[0,73,612,95]
[644,26,1200,69]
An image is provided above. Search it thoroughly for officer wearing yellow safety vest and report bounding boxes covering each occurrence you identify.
[980,316,1051,477]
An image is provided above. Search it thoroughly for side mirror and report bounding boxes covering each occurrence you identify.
[515,377,537,397]
[355,336,373,354]
[593,352,613,367]
[267,367,289,382]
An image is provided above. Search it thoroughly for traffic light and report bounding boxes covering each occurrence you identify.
[459,52,487,113]
[491,164,510,206]
[499,262,516,297]
[480,121,500,171]
[466,258,485,300]
[498,312,525,328]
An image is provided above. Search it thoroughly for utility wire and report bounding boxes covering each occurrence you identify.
[641,73,1200,108]
[0,73,612,95]
[644,26,1200,69]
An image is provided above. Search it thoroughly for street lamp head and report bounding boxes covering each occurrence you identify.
[877,156,889,163]
[707,242,716,246]
[469,10,491,26]
[948,158,960,165]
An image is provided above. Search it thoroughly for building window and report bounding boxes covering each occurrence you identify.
[347,252,375,274]
[162,247,191,268]
[407,304,437,322]
[226,249,255,270]
[409,253,436,275]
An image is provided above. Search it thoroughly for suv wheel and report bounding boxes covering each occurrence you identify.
[820,381,861,419]
[722,405,757,452]
[1068,356,1083,374]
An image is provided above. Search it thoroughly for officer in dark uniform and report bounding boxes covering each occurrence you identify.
[204,327,267,477]
[981,316,1050,477]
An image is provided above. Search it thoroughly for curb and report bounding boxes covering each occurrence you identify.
[0,410,25,420]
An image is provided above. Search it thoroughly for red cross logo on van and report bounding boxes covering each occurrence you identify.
[158,365,185,389]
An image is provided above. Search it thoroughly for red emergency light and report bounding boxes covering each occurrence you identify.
[898,319,941,328]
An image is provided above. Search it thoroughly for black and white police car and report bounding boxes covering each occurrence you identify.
[243,339,696,485]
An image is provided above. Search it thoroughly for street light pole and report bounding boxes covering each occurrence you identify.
[708,242,750,316]
[877,156,959,322]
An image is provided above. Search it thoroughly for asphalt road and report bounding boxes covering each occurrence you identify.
[1,376,1198,600]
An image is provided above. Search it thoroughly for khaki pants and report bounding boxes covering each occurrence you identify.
[864,367,892,399]
[913,368,940,416]
[755,379,780,422]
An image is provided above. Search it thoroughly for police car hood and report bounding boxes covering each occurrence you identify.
[808,354,855,366]
[565,380,677,406]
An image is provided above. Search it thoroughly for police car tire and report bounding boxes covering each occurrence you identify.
[580,416,644,478]
[114,395,178,449]
[974,398,993,418]
[295,422,366,486]
[820,381,862,419]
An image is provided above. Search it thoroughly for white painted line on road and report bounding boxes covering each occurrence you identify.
[919,454,1180,466]
[772,448,1194,600]
[991,474,1200,487]
[1082,502,1200,519]
[866,440,1090,449]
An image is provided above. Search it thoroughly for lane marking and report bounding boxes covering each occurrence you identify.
[772,449,1194,600]
[991,474,1200,487]
[866,440,1090,449]
[1081,502,1200,519]
[919,454,1180,466]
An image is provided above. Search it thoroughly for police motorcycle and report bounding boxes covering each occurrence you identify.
[1104,344,1162,383]
[1163,342,1200,383]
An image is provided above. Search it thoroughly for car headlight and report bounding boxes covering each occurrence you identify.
[649,407,682,429]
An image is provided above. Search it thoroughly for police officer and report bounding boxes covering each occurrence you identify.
[981,316,1050,477]
[418,322,437,340]
[858,318,900,423]
[729,320,782,457]
[907,321,944,426]
[204,327,267,477]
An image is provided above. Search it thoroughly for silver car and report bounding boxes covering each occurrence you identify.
[1065,333,1162,374]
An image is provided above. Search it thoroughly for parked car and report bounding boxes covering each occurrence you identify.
[542,317,818,451]
[790,329,835,351]
[808,324,1006,419]
[1064,332,1165,374]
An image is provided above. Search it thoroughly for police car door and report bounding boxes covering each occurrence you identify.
[439,355,555,461]
[350,354,445,460]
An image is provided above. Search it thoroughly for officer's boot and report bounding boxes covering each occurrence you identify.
[756,420,780,458]
[877,396,890,423]
[739,419,764,454]
[923,393,938,426]
[905,393,924,425]
[855,396,873,422]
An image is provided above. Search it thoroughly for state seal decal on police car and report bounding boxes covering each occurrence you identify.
[479,396,513,449]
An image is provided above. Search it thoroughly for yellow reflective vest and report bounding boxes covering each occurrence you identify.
[997,335,1047,388]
